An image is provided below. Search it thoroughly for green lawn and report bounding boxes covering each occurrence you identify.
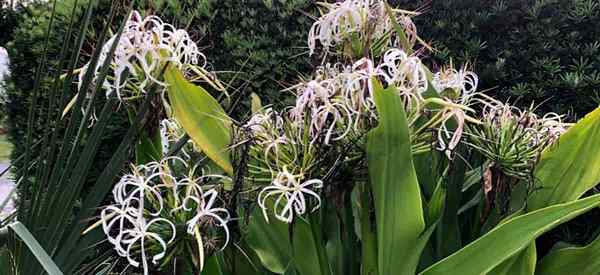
[0,135,12,162]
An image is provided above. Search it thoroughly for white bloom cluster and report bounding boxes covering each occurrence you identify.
[290,48,428,144]
[79,10,204,100]
[101,158,230,274]
[431,65,481,158]
[308,0,418,55]
[246,48,431,223]
[479,98,569,145]
[257,167,323,223]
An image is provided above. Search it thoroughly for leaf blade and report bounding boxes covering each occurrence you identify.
[165,66,233,174]
[419,194,600,275]
[367,78,425,275]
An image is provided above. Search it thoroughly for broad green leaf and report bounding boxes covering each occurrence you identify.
[292,217,332,275]
[501,104,600,275]
[203,254,225,275]
[0,249,11,275]
[165,66,233,174]
[536,232,600,275]
[528,107,600,210]
[419,194,600,275]
[427,180,445,225]
[436,152,467,259]
[487,242,536,275]
[367,78,425,275]
[356,184,377,275]
[246,207,291,274]
[9,222,63,275]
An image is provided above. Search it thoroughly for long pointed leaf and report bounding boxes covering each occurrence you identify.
[165,66,233,174]
[367,78,425,275]
[8,222,63,275]
[419,194,600,275]
[528,106,600,210]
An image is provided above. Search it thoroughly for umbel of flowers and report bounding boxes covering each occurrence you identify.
[247,0,568,225]
[90,2,570,274]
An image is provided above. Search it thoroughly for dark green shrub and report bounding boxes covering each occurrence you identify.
[398,0,600,118]
[194,0,316,115]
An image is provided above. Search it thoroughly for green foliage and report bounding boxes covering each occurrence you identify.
[165,66,233,174]
[196,0,315,111]
[420,194,600,275]
[528,107,600,210]
[367,79,425,275]
[3,0,128,182]
[398,0,600,117]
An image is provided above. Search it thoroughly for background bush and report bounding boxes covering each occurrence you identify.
[398,0,600,118]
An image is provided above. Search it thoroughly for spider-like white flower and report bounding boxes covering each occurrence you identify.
[289,65,355,144]
[112,165,170,215]
[119,218,176,275]
[101,202,176,275]
[539,112,569,141]
[377,48,428,109]
[159,118,199,158]
[245,108,284,137]
[245,108,293,168]
[479,99,570,145]
[432,65,479,103]
[257,167,323,223]
[79,10,204,100]
[308,0,418,56]
[175,189,230,246]
[430,65,480,158]
[101,159,232,274]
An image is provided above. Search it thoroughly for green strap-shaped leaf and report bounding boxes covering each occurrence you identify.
[292,216,332,275]
[487,242,536,275]
[8,222,63,275]
[165,66,233,174]
[419,194,600,275]
[367,78,425,275]
[246,207,292,274]
[535,231,600,275]
[528,106,600,211]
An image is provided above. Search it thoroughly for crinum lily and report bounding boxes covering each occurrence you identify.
[257,167,323,223]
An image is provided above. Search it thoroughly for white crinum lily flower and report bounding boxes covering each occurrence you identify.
[377,48,428,110]
[112,165,169,216]
[175,188,231,247]
[245,108,293,169]
[101,203,176,275]
[308,0,419,56]
[159,118,199,158]
[100,203,141,256]
[120,218,176,275]
[78,10,204,100]
[431,65,480,158]
[257,167,323,223]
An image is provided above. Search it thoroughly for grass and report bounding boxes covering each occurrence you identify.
[0,134,12,162]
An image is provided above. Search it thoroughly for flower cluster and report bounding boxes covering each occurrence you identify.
[257,167,323,223]
[244,107,323,223]
[466,97,569,179]
[308,0,419,56]
[79,10,204,100]
[101,158,230,274]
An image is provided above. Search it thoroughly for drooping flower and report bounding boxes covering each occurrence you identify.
[430,65,481,158]
[466,98,570,179]
[308,0,420,56]
[100,158,231,275]
[78,10,204,100]
[257,167,323,223]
